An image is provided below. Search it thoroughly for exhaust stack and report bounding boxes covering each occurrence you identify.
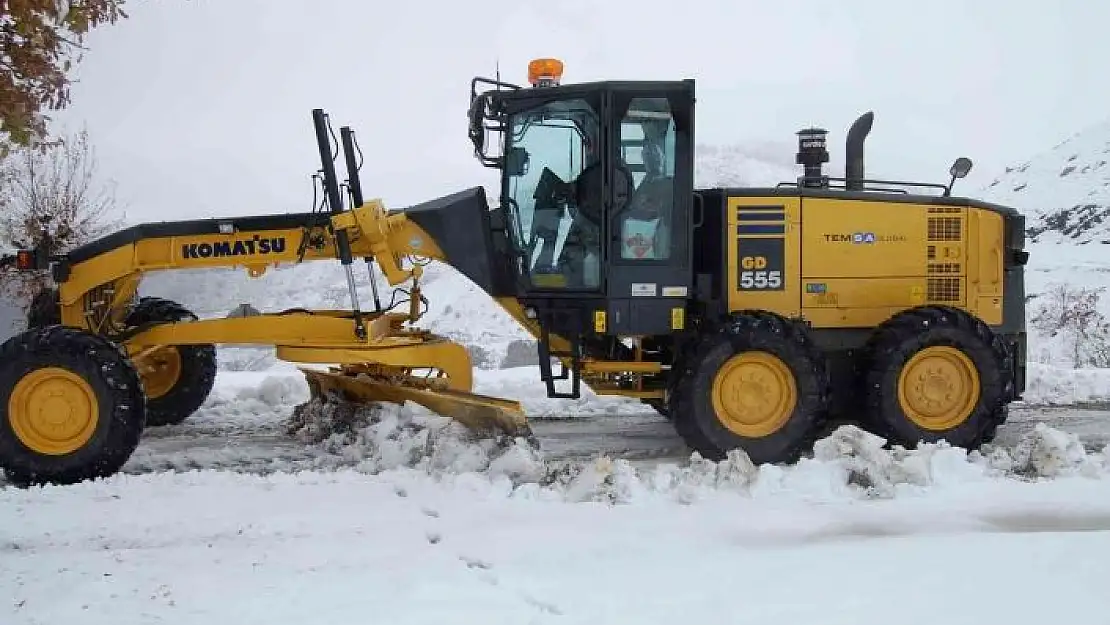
[845,111,874,191]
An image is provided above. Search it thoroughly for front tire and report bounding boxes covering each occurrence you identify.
[125,297,217,427]
[0,326,146,486]
[26,287,60,329]
[668,312,830,464]
[859,305,1011,450]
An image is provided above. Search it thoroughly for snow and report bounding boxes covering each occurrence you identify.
[4,409,1110,624]
[980,116,1110,245]
[1023,362,1110,405]
[694,142,798,188]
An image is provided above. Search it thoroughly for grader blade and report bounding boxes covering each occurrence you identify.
[300,367,534,440]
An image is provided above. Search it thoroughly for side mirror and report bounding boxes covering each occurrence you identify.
[949,156,973,179]
[944,156,973,196]
[505,146,530,177]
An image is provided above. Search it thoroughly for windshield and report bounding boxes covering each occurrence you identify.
[503,98,601,290]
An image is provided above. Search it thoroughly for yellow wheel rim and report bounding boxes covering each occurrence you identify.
[8,367,99,455]
[897,346,980,431]
[138,347,182,400]
[711,351,797,438]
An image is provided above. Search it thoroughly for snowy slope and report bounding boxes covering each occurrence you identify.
[975,116,1110,370]
[982,117,1110,245]
[694,142,798,188]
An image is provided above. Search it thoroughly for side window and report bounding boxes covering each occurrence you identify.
[504,98,602,289]
[618,97,676,261]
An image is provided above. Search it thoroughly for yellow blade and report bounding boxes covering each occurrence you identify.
[301,368,532,439]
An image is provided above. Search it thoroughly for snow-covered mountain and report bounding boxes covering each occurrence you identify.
[967,117,1110,370]
[981,117,1110,245]
[694,143,797,188]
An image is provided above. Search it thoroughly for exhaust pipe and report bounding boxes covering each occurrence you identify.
[845,111,874,191]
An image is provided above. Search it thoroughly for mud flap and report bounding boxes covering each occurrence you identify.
[300,367,535,442]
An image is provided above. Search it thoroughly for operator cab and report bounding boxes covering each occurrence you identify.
[468,59,695,339]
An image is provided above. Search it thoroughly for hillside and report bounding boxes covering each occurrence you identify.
[975,117,1110,370]
[981,117,1110,245]
[693,143,797,188]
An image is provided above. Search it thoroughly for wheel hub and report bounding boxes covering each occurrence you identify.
[898,346,980,431]
[8,367,99,455]
[711,351,797,437]
[138,347,182,399]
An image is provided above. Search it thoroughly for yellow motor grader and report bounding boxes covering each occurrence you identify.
[0,59,1028,486]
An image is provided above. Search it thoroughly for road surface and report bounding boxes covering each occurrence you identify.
[110,403,1110,478]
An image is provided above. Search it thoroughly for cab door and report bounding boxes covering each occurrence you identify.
[603,82,696,335]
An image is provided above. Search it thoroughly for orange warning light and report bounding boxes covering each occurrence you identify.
[528,58,564,87]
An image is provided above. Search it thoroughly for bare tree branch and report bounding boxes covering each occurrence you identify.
[0,126,124,300]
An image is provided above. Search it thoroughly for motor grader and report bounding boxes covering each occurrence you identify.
[0,58,1028,486]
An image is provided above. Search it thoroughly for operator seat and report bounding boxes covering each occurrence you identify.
[621,142,673,259]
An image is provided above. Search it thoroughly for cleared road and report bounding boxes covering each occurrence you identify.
[109,403,1110,478]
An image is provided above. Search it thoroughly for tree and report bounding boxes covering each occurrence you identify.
[1,0,129,149]
[0,126,123,302]
[1029,284,1110,368]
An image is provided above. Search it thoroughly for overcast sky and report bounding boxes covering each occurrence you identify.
[50,0,1110,223]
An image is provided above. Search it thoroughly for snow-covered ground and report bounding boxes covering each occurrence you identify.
[8,470,1110,624]
[5,371,1110,623]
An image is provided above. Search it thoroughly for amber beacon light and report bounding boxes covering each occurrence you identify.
[528,58,564,87]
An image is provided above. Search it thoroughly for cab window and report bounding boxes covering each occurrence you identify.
[616,97,676,261]
[503,98,602,289]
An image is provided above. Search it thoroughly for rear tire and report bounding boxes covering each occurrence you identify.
[858,305,1011,450]
[125,297,217,427]
[0,326,146,486]
[668,312,830,464]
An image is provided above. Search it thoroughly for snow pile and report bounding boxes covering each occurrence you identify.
[284,396,547,485]
[281,395,1110,506]
[1006,423,1107,478]
[1022,362,1110,405]
[562,423,1109,506]
[176,369,311,432]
